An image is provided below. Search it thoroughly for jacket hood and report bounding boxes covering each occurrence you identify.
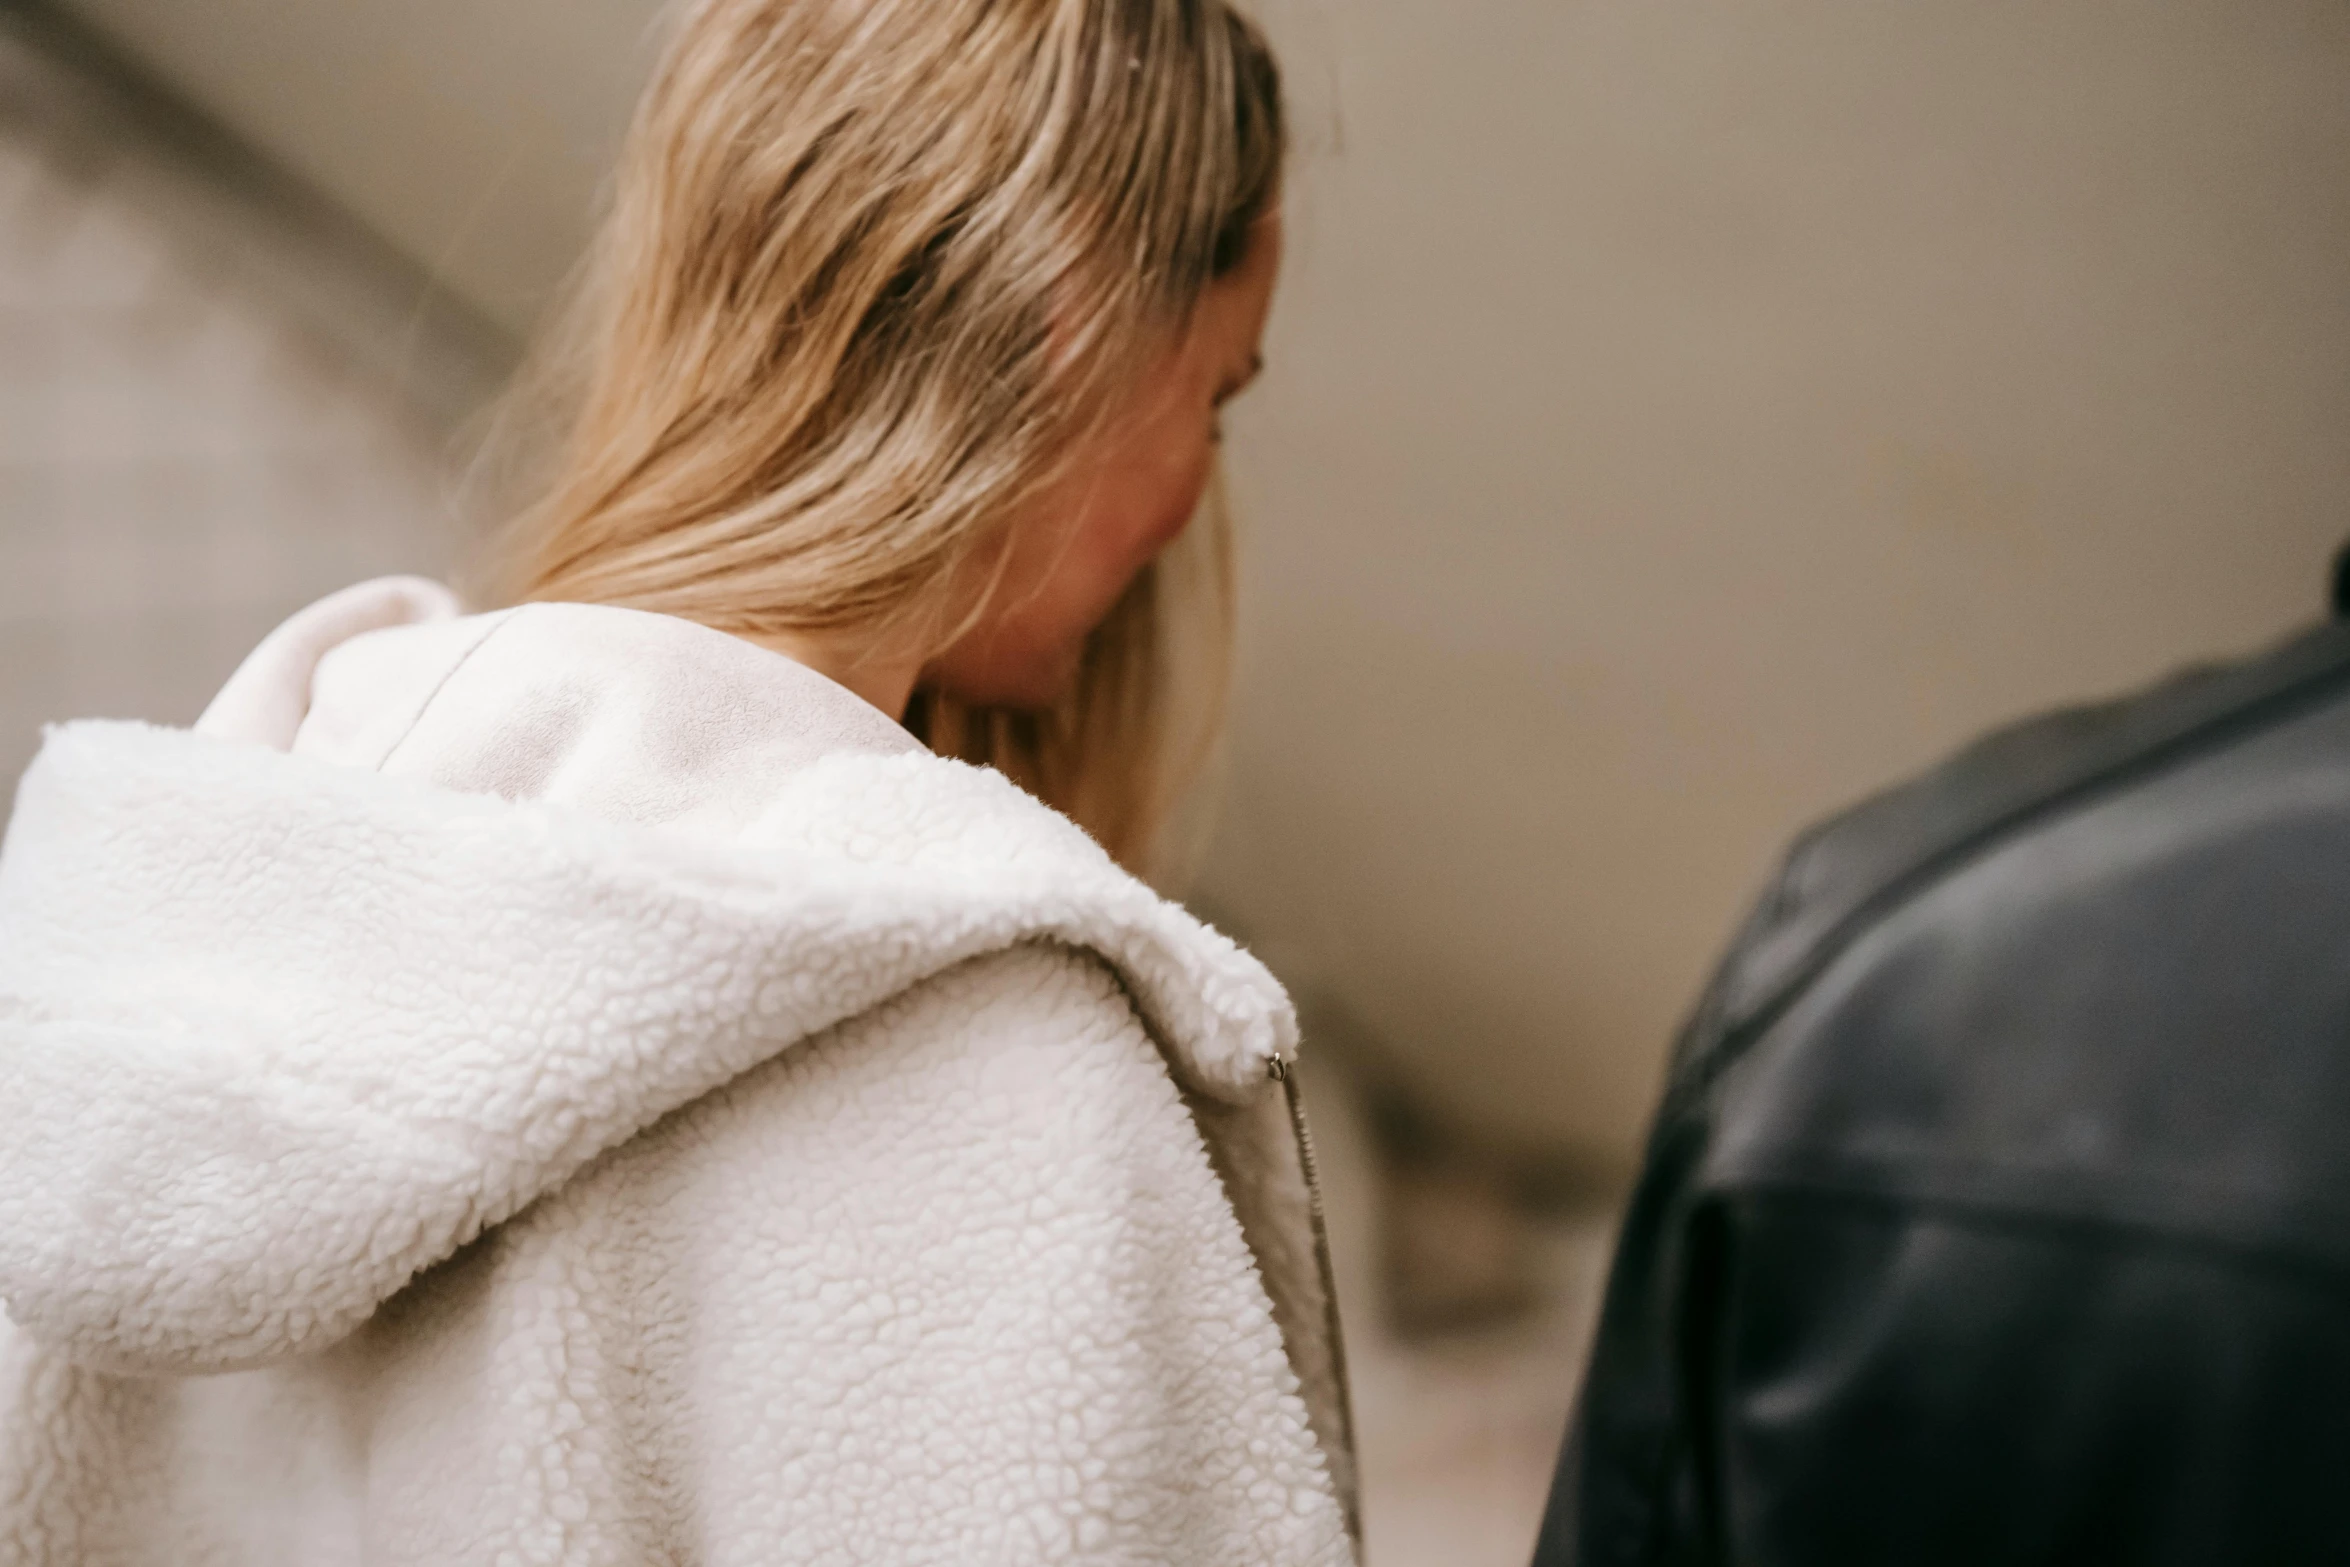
[0,715,1296,1377]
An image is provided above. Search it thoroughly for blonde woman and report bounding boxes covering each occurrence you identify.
[0,1,1356,1562]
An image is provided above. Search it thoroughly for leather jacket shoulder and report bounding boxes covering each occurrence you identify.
[1537,618,2350,1565]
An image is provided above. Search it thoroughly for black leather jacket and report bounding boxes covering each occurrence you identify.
[1535,618,2350,1565]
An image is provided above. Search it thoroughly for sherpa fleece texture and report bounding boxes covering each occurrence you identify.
[0,581,1354,1566]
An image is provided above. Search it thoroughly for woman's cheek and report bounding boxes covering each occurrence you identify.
[1143,443,1215,559]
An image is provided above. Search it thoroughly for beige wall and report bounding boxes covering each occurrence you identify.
[61,0,2350,1173]
[1208,0,2350,1168]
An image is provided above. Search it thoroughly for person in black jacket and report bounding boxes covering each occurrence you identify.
[1534,564,2350,1565]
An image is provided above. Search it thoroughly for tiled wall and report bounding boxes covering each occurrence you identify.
[0,23,480,797]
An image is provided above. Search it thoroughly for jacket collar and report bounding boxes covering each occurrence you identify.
[200,577,924,841]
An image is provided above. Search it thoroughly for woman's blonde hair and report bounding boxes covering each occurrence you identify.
[479,0,1285,875]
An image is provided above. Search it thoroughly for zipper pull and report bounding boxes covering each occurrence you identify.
[1266,1055,1291,1084]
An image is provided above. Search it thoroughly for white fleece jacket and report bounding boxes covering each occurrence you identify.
[0,579,1356,1566]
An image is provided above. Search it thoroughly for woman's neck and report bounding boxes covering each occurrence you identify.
[748,628,924,723]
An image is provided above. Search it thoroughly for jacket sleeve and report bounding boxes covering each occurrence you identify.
[1671,1192,2350,1565]
[588,942,1352,1566]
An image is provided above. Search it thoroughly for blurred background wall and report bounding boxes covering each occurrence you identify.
[1213,0,2350,1175]
[33,0,2349,1184]
[0,8,488,792]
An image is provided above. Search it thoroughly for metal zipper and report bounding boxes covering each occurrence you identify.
[1269,1055,1362,1551]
